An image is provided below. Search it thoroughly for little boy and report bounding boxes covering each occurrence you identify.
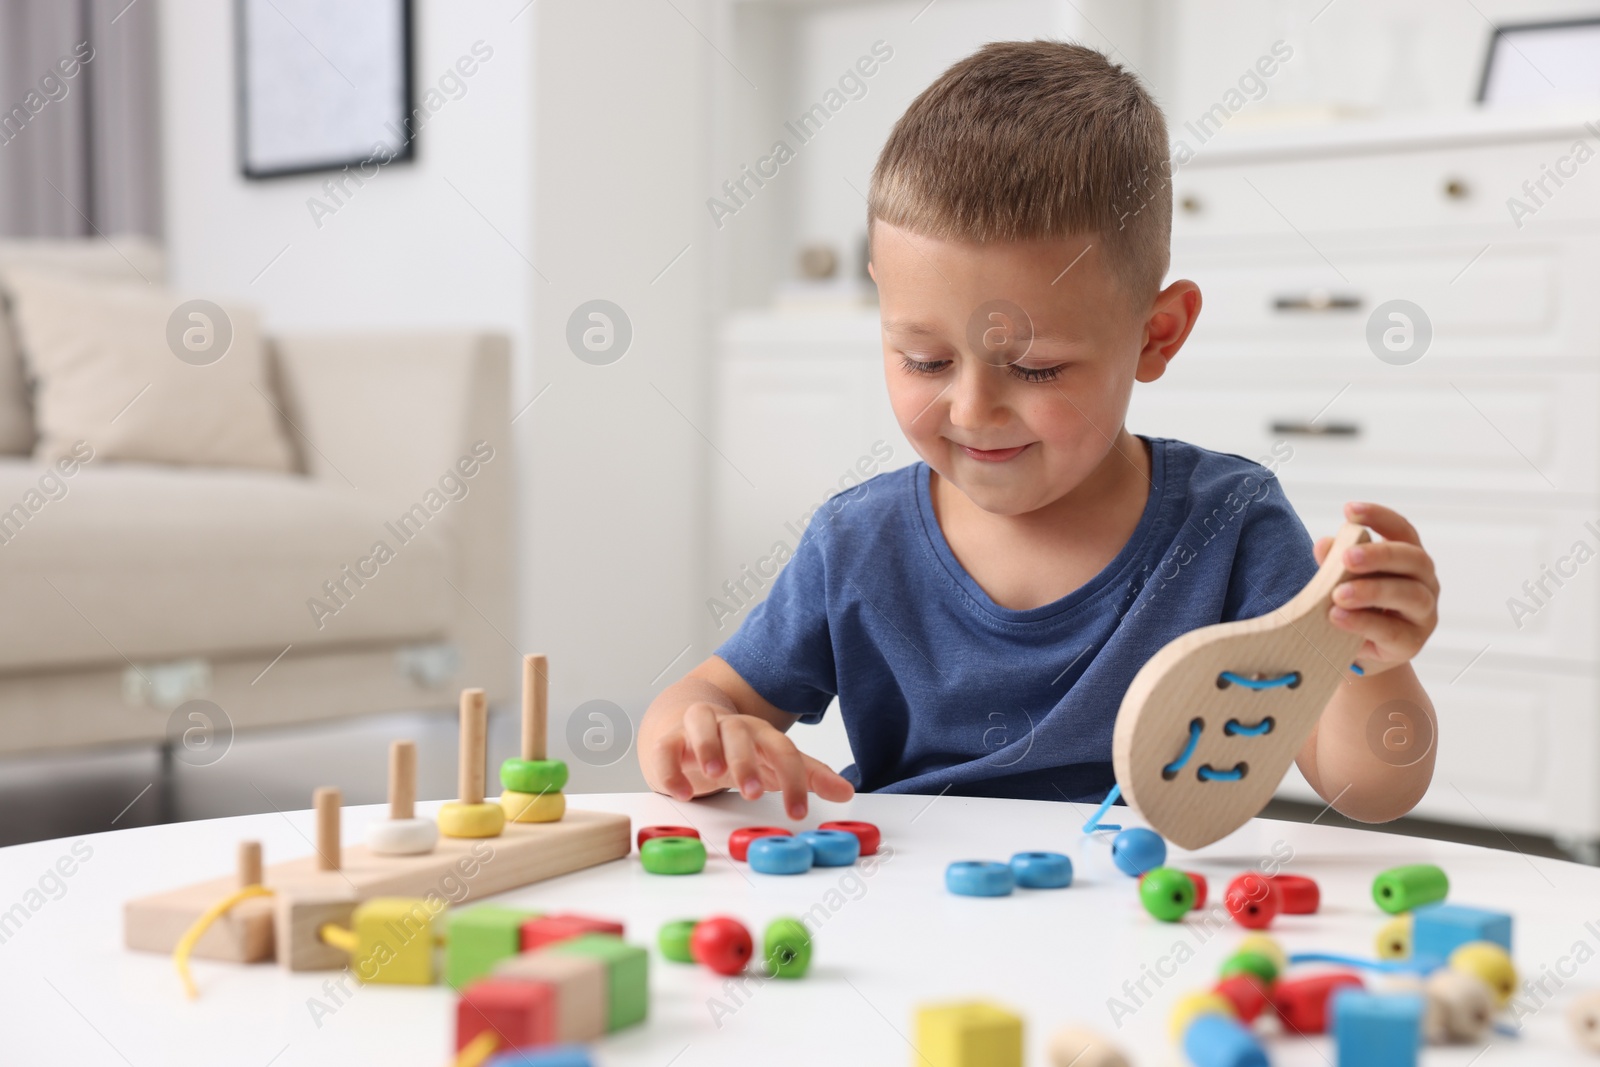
[640,41,1439,825]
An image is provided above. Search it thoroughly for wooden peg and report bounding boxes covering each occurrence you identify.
[314,787,342,871]
[460,688,488,805]
[390,739,417,821]
[237,841,262,889]
[522,654,548,761]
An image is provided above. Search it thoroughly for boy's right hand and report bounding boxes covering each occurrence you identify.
[647,701,856,820]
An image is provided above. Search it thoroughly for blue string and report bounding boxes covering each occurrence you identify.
[1197,764,1245,781]
[1162,719,1203,777]
[1223,717,1273,737]
[1218,670,1300,689]
[1351,662,1365,675]
[1287,951,1435,975]
[1081,783,1122,833]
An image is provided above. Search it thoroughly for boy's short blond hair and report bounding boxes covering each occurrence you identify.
[868,40,1170,304]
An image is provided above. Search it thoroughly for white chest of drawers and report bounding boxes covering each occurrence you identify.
[1136,108,1600,852]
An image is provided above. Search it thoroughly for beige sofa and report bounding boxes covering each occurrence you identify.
[0,240,515,755]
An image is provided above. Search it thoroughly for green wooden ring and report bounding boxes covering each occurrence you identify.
[763,917,813,978]
[500,758,569,795]
[658,919,698,963]
[640,835,707,875]
[1218,950,1279,985]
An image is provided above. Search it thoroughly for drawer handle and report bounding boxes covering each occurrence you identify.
[1272,291,1362,312]
[1270,420,1360,438]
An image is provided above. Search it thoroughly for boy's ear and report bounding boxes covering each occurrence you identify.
[1135,279,1202,383]
[867,259,876,282]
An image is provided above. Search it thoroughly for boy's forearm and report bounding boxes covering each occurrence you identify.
[639,677,739,797]
[1296,662,1436,823]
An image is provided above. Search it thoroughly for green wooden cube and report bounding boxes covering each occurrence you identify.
[547,933,649,1031]
[446,904,541,990]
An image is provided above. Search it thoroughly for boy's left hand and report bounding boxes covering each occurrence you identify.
[1312,501,1439,676]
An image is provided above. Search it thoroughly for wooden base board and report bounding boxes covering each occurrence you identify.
[124,808,632,963]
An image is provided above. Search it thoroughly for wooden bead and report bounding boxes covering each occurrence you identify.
[1567,989,1600,1052]
[797,829,859,867]
[1047,1026,1130,1067]
[1448,941,1516,1007]
[366,817,439,856]
[1167,991,1234,1042]
[817,820,880,855]
[1268,873,1320,914]
[945,861,1014,897]
[1234,934,1286,977]
[762,917,812,978]
[1371,863,1448,915]
[521,913,625,952]
[438,800,506,839]
[1110,828,1165,876]
[638,825,699,850]
[1186,871,1208,909]
[639,836,706,875]
[729,826,790,861]
[501,790,565,824]
[500,757,569,795]
[1273,973,1364,1035]
[351,897,440,984]
[1223,873,1281,930]
[1181,1013,1270,1067]
[1425,968,1493,1043]
[1139,867,1196,922]
[1010,851,1073,889]
[1219,951,1278,986]
[1376,914,1413,959]
[1212,974,1272,1023]
[494,950,607,1043]
[658,919,698,963]
[749,836,813,875]
[456,977,557,1053]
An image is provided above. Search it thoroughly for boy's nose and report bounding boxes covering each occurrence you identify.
[946,365,1008,431]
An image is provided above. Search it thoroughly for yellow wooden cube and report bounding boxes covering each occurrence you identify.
[914,1001,1023,1067]
[349,897,443,985]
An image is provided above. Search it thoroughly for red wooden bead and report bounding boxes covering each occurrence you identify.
[689,915,753,976]
[1186,872,1208,909]
[1273,972,1364,1035]
[818,820,881,856]
[1213,973,1272,1023]
[1224,873,1282,930]
[637,825,700,850]
[456,977,556,1052]
[728,826,792,862]
[520,913,626,952]
[1268,874,1320,914]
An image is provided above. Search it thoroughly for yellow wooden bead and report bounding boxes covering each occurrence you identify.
[500,789,566,823]
[438,800,506,838]
[1376,914,1413,959]
[1448,941,1517,1008]
[1168,992,1236,1043]
[1235,934,1287,975]
[350,897,442,984]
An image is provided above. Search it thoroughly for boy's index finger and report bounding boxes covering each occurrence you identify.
[1346,501,1422,548]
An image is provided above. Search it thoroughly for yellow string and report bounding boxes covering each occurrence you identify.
[173,884,275,999]
[318,923,359,953]
[452,1031,500,1067]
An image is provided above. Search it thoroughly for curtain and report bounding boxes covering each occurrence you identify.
[0,0,162,238]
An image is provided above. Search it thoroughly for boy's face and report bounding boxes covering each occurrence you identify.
[869,220,1181,517]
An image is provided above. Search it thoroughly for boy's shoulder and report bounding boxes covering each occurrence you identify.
[1148,435,1294,509]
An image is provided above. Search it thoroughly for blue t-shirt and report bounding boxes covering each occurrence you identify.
[713,435,1320,802]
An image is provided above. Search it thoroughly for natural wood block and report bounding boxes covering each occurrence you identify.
[495,950,608,1042]
[1113,522,1370,849]
[275,890,358,972]
[125,808,631,963]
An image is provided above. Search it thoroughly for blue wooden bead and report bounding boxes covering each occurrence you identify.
[1009,851,1073,889]
[945,861,1015,897]
[748,835,814,875]
[1181,1013,1269,1067]
[797,829,860,867]
[1111,828,1166,877]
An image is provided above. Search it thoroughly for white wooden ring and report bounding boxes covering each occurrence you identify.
[366,817,439,855]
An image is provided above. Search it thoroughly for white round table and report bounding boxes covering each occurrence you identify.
[0,791,1591,1065]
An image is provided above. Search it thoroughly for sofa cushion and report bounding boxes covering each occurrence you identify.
[0,459,454,673]
[2,268,296,472]
[0,237,166,457]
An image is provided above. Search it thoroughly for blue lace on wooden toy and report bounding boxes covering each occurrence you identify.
[1081,663,1364,832]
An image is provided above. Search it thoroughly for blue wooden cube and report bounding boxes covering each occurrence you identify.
[1332,990,1423,1067]
[1411,903,1512,964]
[485,1047,592,1067]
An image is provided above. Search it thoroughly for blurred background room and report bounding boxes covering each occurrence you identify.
[0,0,1596,861]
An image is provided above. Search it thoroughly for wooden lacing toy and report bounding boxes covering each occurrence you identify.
[1097,522,1372,850]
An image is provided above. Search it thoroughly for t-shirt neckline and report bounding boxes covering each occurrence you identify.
[912,435,1169,624]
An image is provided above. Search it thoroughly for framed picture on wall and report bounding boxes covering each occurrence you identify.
[1479,17,1600,107]
[236,0,414,179]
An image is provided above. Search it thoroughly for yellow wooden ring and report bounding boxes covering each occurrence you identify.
[500,789,565,823]
[438,801,505,838]
[1167,991,1235,1043]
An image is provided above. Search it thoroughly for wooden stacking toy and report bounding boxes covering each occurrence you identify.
[1112,522,1371,849]
[500,653,570,823]
[122,656,631,986]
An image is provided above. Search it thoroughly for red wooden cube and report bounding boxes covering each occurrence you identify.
[456,978,556,1052]
[728,826,792,862]
[521,913,626,952]
[1273,972,1364,1035]
[637,825,699,850]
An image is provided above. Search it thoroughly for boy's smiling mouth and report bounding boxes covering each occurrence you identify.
[956,442,1033,462]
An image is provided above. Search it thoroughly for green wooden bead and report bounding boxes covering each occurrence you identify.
[763,917,813,978]
[1139,867,1196,923]
[640,835,707,875]
[500,757,569,795]
[1372,864,1449,915]
[659,919,698,963]
[1219,950,1279,985]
